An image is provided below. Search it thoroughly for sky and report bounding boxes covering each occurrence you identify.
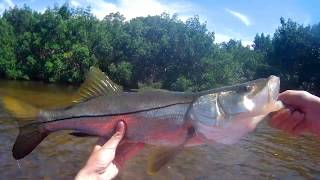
[1,0,320,45]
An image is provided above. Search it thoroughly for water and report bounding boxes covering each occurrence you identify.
[0,79,320,179]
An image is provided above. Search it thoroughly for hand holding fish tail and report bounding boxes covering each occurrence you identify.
[269,90,320,136]
[76,121,126,180]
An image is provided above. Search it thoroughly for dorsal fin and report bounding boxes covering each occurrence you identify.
[72,67,122,103]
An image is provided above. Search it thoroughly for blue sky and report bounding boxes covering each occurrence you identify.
[1,0,319,45]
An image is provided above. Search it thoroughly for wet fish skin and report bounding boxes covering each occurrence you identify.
[44,99,192,146]
[2,67,283,163]
[190,75,283,144]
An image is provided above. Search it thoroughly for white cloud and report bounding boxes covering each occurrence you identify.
[242,40,253,47]
[225,8,251,26]
[89,0,118,19]
[215,33,253,47]
[39,7,47,13]
[215,33,232,43]
[4,0,14,6]
[179,15,190,22]
[69,0,194,21]
[120,0,166,20]
[70,0,81,7]
[0,0,14,15]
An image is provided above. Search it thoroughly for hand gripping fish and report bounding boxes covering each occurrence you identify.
[2,67,283,174]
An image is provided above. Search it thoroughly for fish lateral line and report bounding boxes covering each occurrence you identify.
[40,101,194,124]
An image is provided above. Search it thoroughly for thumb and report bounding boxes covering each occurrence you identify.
[101,121,126,150]
[278,90,306,108]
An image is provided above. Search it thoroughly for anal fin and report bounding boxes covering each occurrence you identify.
[147,127,195,175]
[147,146,182,175]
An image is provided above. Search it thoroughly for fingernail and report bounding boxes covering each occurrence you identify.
[117,121,125,131]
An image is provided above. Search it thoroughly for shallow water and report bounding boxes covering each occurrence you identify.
[0,79,320,179]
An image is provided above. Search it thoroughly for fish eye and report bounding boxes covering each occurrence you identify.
[237,85,253,93]
[245,85,253,92]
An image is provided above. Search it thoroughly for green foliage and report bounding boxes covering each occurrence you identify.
[138,81,163,90]
[253,33,272,54]
[108,61,133,86]
[171,76,193,91]
[0,5,319,95]
[254,18,320,94]
[0,19,22,78]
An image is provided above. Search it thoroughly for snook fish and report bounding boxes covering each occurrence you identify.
[2,67,283,174]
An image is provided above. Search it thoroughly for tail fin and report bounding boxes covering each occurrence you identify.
[12,124,48,159]
[2,96,49,159]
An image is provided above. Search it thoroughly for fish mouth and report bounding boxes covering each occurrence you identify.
[267,75,280,102]
[264,75,284,112]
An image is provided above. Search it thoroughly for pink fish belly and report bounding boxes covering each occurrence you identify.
[44,114,191,146]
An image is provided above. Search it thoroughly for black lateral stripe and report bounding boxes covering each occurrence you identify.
[45,102,192,123]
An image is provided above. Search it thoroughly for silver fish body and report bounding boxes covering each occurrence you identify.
[43,75,282,146]
[44,91,195,146]
[2,67,283,160]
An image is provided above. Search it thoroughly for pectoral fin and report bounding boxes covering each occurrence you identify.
[69,132,97,137]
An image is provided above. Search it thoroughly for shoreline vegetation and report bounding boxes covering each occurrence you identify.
[0,4,319,95]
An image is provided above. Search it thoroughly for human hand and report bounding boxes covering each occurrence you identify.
[269,90,320,136]
[75,121,145,180]
[75,121,126,180]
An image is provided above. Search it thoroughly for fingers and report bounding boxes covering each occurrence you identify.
[269,108,291,128]
[292,121,307,135]
[103,163,119,180]
[101,121,126,150]
[94,137,107,151]
[91,121,126,167]
[278,90,307,108]
[93,121,126,152]
[78,121,127,179]
[280,111,304,135]
[270,108,306,135]
[283,111,303,130]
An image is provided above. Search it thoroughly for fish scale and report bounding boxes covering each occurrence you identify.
[1,67,283,174]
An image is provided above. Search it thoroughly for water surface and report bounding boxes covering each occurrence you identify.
[0,80,320,179]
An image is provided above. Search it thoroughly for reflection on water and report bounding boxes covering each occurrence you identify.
[0,79,320,179]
